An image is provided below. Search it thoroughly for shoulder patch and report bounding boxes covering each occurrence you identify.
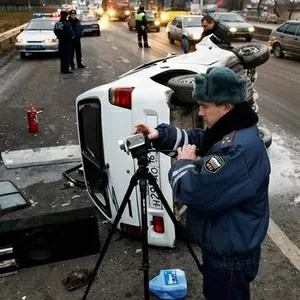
[220,131,236,149]
[204,155,226,174]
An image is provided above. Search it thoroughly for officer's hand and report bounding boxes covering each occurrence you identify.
[133,124,159,140]
[177,144,197,161]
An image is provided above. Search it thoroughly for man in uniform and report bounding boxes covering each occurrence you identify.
[135,5,150,48]
[68,9,86,69]
[133,67,271,300]
[54,10,74,74]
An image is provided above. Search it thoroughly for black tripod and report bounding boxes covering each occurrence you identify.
[82,146,203,300]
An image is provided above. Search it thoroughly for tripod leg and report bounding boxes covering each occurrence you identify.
[146,173,203,274]
[82,174,139,300]
[139,179,150,300]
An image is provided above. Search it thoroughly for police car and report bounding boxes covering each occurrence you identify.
[76,36,271,247]
[15,13,60,59]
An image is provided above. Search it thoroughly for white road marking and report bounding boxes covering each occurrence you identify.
[121,57,130,63]
[268,218,300,271]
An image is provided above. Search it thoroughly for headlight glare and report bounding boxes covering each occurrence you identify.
[229,27,237,33]
[249,27,255,32]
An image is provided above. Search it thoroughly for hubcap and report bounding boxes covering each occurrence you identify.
[238,46,260,56]
[179,77,194,84]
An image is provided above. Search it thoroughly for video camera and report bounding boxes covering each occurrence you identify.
[118,133,152,159]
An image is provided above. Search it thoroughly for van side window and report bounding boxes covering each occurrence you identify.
[284,24,298,35]
[276,23,288,33]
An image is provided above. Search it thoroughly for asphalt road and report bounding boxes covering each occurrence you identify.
[0,18,300,300]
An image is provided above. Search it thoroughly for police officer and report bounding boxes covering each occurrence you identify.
[54,10,74,74]
[135,5,150,48]
[133,67,271,300]
[68,9,86,69]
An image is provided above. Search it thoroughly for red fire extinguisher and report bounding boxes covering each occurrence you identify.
[27,104,39,133]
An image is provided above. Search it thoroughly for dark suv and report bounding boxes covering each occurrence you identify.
[269,20,300,58]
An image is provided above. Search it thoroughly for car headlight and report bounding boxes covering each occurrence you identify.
[154,20,160,26]
[229,27,237,33]
[16,38,26,43]
[248,27,255,32]
[161,13,168,21]
[108,9,115,16]
[193,34,200,40]
[125,10,130,15]
[43,39,57,44]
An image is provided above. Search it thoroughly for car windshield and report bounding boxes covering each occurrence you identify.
[219,13,244,22]
[79,13,97,21]
[146,11,155,18]
[183,16,203,27]
[25,20,56,30]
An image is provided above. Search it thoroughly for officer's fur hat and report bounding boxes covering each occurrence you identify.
[192,67,248,104]
[60,10,69,17]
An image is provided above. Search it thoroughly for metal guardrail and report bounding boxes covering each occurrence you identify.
[0,23,27,49]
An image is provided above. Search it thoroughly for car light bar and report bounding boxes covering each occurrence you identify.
[109,87,134,110]
[33,13,54,18]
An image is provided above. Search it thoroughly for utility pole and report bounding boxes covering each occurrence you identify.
[28,0,32,11]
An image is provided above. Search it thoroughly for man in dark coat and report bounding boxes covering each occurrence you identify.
[54,10,74,74]
[68,9,86,69]
[200,15,231,46]
[135,5,150,48]
[133,67,271,300]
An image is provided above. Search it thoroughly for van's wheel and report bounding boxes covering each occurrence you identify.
[167,74,196,104]
[258,126,272,148]
[168,32,175,44]
[233,43,270,69]
[273,43,284,58]
[181,37,190,54]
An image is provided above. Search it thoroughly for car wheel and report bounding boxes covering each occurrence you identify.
[156,27,160,32]
[245,36,252,42]
[258,126,272,148]
[20,52,26,59]
[168,32,175,44]
[181,37,190,54]
[167,74,196,104]
[97,31,100,36]
[273,43,284,58]
[233,43,270,69]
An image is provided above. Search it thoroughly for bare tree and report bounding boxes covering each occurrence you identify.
[288,0,296,19]
[257,0,264,16]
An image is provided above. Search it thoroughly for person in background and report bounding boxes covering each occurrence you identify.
[200,15,231,46]
[68,9,86,69]
[54,10,74,74]
[133,66,271,300]
[135,5,150,48]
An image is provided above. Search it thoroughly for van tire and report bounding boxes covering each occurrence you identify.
[167,74,196,104]
[233,43,270,69]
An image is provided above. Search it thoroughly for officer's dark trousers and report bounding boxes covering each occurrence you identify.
[59,41,71,73]
[202,253,259,300]
[70,37,82,67]
[137,28,148,47]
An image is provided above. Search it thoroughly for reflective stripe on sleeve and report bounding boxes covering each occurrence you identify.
[172,170,189,189]
[171,164,195,186]
[183,129,188,145]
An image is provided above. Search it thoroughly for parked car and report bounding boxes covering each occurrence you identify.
[212,12,255,42]
[15,16,59,59]
[230,10,248,21]
[127,10,161,32]
[75,35,271,247]
[259,10,278,24]
[78,12,100,36]
[269,20,300,58]
[166,15,204,53]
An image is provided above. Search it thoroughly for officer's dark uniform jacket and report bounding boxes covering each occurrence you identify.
[68,17,83,38]
[54,18,73,41]
[152,123,270,270]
